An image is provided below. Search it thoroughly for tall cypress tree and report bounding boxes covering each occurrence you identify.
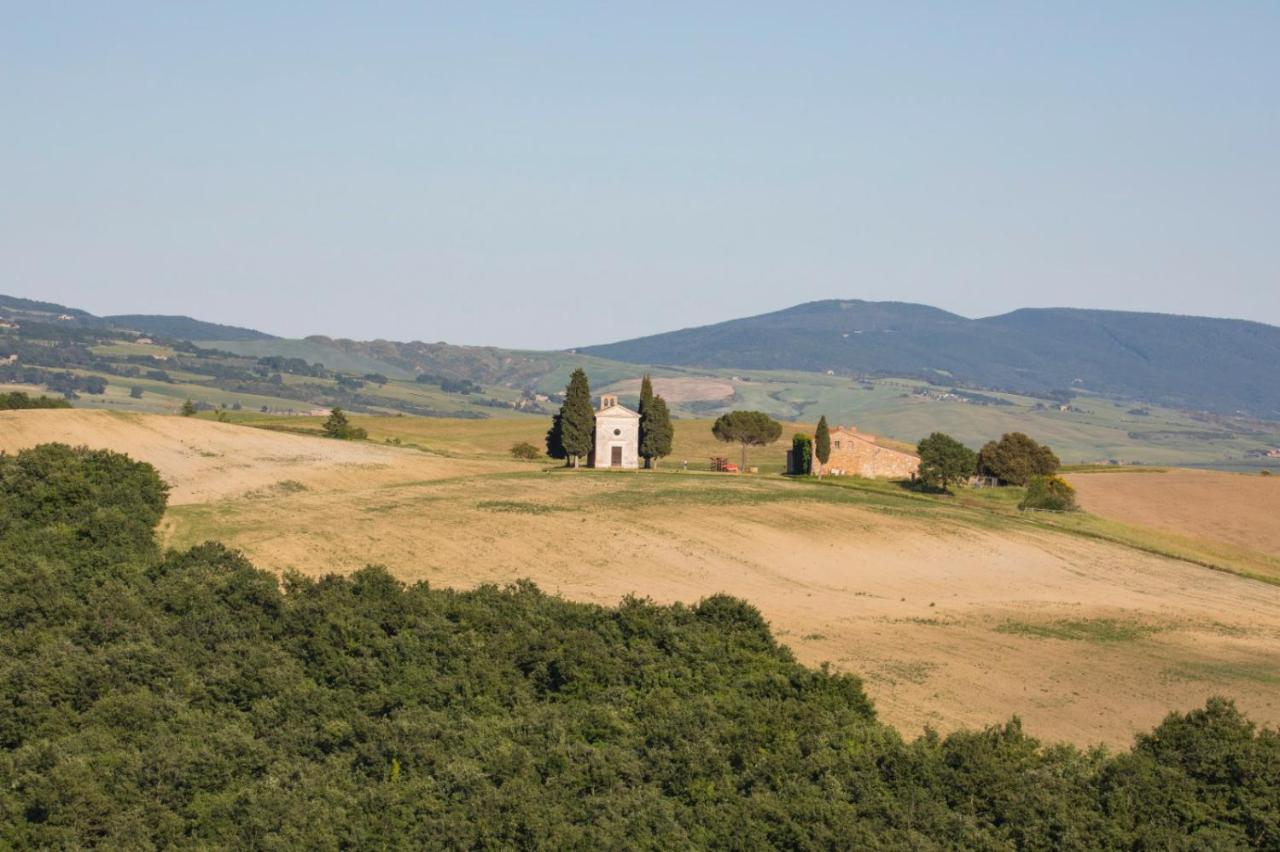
[545,412,566,463]
[814,415,831,478]
[641,395,674,469]
[558,369,595,468]
[637,374,655,468]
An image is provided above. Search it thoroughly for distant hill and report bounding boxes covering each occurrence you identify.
[0,294,274,341]
[104,314,275,342]
[0,294,98,324]
[581,300,1280,419]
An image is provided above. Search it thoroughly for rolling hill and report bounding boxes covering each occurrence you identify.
[0,294,274,341]
[102,314,276,341]
[580,300,1280,418]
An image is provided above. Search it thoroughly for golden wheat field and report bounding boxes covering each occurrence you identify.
[5,408,1280,748]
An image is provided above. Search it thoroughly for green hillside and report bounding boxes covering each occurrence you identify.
[6,291,1279,468]
[105,314,275,342]
[580,300,1280,419]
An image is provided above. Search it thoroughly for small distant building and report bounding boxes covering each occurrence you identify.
[1267,448,1280,459]
[788,423,920,479]
[135,337,154,345]
[589,394,640,469]
[57,314,74,321]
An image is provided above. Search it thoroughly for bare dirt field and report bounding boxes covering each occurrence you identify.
[7,410,1280,748]
[0,409,510,504]
[1066,469,1280,557]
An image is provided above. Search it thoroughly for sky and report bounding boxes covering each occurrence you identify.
[2,3,1277,349]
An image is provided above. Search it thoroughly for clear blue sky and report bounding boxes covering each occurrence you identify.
[3,3,1277,348]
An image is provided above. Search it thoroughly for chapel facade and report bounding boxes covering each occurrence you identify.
[588,395,641,469]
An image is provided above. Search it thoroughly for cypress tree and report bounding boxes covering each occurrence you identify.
[545,412,566,462]
[638,374,655,414]
[558,369,595,468]
[641,395,674,468]
[814,415,831,478]
[791,433,813,475]
[637,374,655,468]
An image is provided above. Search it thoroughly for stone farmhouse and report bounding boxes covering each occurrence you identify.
[588,394,640,469]
[788,423,920,479]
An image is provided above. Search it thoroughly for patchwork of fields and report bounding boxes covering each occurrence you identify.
[5,408,1279,748]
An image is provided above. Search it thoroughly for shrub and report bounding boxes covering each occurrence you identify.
[0,391,72,410]
[1019,475,1078,511]
[510,441,542,460]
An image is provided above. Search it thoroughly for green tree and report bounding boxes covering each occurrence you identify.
[640,395,674,468]
[917,432,977,493]
[557,369,595,467]
[814,416,831,477]
[545,412,566,462]
[791,433,813,475]
[637,374,654,466]
[712,410,783,471]
[978,433,1060,485]
[1,442,1278,849]
[322,407,367,440]
[129,386,145,399]
[180,399,197,417]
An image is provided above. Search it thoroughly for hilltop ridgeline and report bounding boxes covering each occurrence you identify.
[7,292,1279,418]
[581,300,1280,419]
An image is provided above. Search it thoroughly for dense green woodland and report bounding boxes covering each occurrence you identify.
[1,445,1278,848]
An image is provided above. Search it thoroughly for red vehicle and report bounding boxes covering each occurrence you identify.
[710,457,739,473]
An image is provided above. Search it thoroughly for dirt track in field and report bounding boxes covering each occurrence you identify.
[1066,469,1280,557]
[6,410,1280,748]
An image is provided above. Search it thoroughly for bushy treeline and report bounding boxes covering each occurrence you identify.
[2,445,1278,848]
[0,391,72,410]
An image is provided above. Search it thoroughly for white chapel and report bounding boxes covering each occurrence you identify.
[589,394,640,469]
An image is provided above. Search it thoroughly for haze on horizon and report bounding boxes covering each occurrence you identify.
[3,3,1277,349]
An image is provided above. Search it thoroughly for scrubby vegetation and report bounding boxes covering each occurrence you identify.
[0,391,72,410]
[1,444,1278,847]
[1020,474,1079,511]
[509,440,542,460]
